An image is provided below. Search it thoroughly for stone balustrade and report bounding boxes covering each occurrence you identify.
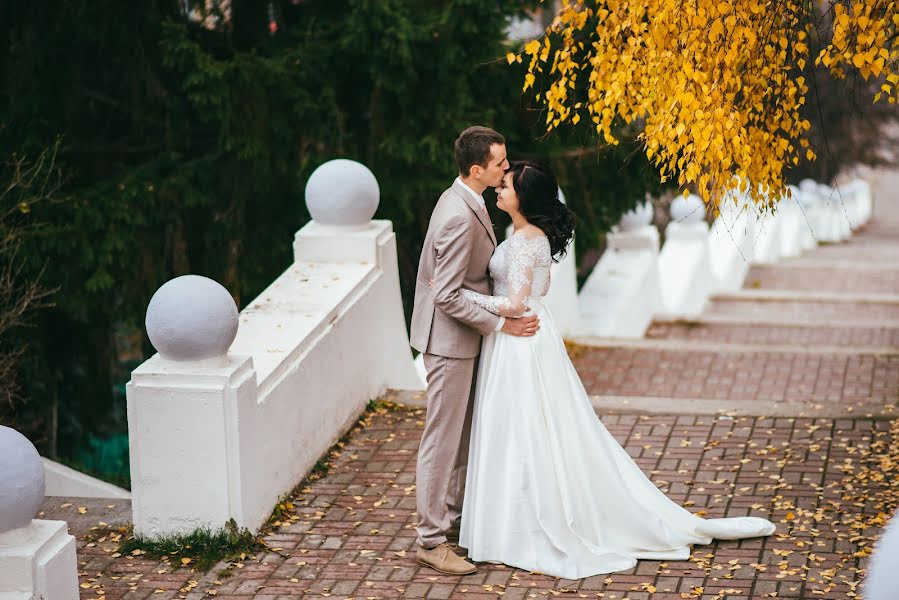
[781,185,816,254]
[657,194,713,316]
[577,201,662,337]
[751,203,784,264]
[708,190,755,293]
[571,177,871,339]
[126,159,422,537]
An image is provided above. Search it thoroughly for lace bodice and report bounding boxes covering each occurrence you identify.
[461,233,552,317]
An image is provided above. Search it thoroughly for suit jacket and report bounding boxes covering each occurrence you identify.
[410,180,501,358]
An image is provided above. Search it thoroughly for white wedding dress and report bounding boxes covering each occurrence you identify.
[458,232,775,579]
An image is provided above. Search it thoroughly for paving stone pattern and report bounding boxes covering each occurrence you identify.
[573,347,899,408]
[72,407,894,600]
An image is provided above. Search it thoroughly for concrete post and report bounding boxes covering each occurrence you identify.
[0,427,78,599]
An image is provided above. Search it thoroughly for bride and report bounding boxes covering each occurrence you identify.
[457,160,776,579]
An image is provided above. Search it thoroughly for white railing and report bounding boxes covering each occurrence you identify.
[126,160,422,537]
[571,178,871,339]
[577,208,662,338]
[42,459,130,499]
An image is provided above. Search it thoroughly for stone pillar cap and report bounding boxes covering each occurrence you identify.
[305,159,380,227]
[670,194,706,223]
[146,275,239,361]
[0,426,45,535]
[617,201,653,232]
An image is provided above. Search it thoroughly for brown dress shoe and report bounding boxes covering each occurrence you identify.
[416,543,477,575]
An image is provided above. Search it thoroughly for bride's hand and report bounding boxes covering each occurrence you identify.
[502,313,540,337]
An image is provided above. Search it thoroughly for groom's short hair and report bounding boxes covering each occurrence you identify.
[455,126,505,177]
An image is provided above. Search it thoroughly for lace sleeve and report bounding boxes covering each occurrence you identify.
[460,235,549,318]
[460,288,520,316]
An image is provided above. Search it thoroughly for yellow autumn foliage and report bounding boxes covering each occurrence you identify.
[518,0,898,209]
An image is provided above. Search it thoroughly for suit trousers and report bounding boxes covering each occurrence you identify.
[416,352,478,548]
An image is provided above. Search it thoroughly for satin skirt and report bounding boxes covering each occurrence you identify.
[458,300,775,579]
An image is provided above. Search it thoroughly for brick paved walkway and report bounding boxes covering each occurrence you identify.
[65,405,896,600]
[573,347,898,407]
[63,174,899,599]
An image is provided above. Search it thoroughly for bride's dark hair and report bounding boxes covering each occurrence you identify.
[508,160,575,261]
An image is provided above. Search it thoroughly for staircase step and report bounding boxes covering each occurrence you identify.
[571,336,897,356]
[587,394,898,418]
[744,264,899,295]
[642,320,899,350]
[702,296,899,326]
[770,258,899,271]
[714,289,899,303]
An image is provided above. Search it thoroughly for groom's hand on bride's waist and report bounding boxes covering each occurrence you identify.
[502,313,539,337]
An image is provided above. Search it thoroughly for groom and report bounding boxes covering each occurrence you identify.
[410,126,540,574]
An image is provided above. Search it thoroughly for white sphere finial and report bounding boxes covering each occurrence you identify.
[670,194,706,223]
[798,178,818,192]
[305,159,380,226]
[0,426,45,534]
[617,201,654,232]
[798,184,822,207]
[145,275,239,361]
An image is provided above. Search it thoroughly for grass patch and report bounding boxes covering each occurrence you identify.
[118,519,266,572]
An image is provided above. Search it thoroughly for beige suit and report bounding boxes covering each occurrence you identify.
[411,180,500,548]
